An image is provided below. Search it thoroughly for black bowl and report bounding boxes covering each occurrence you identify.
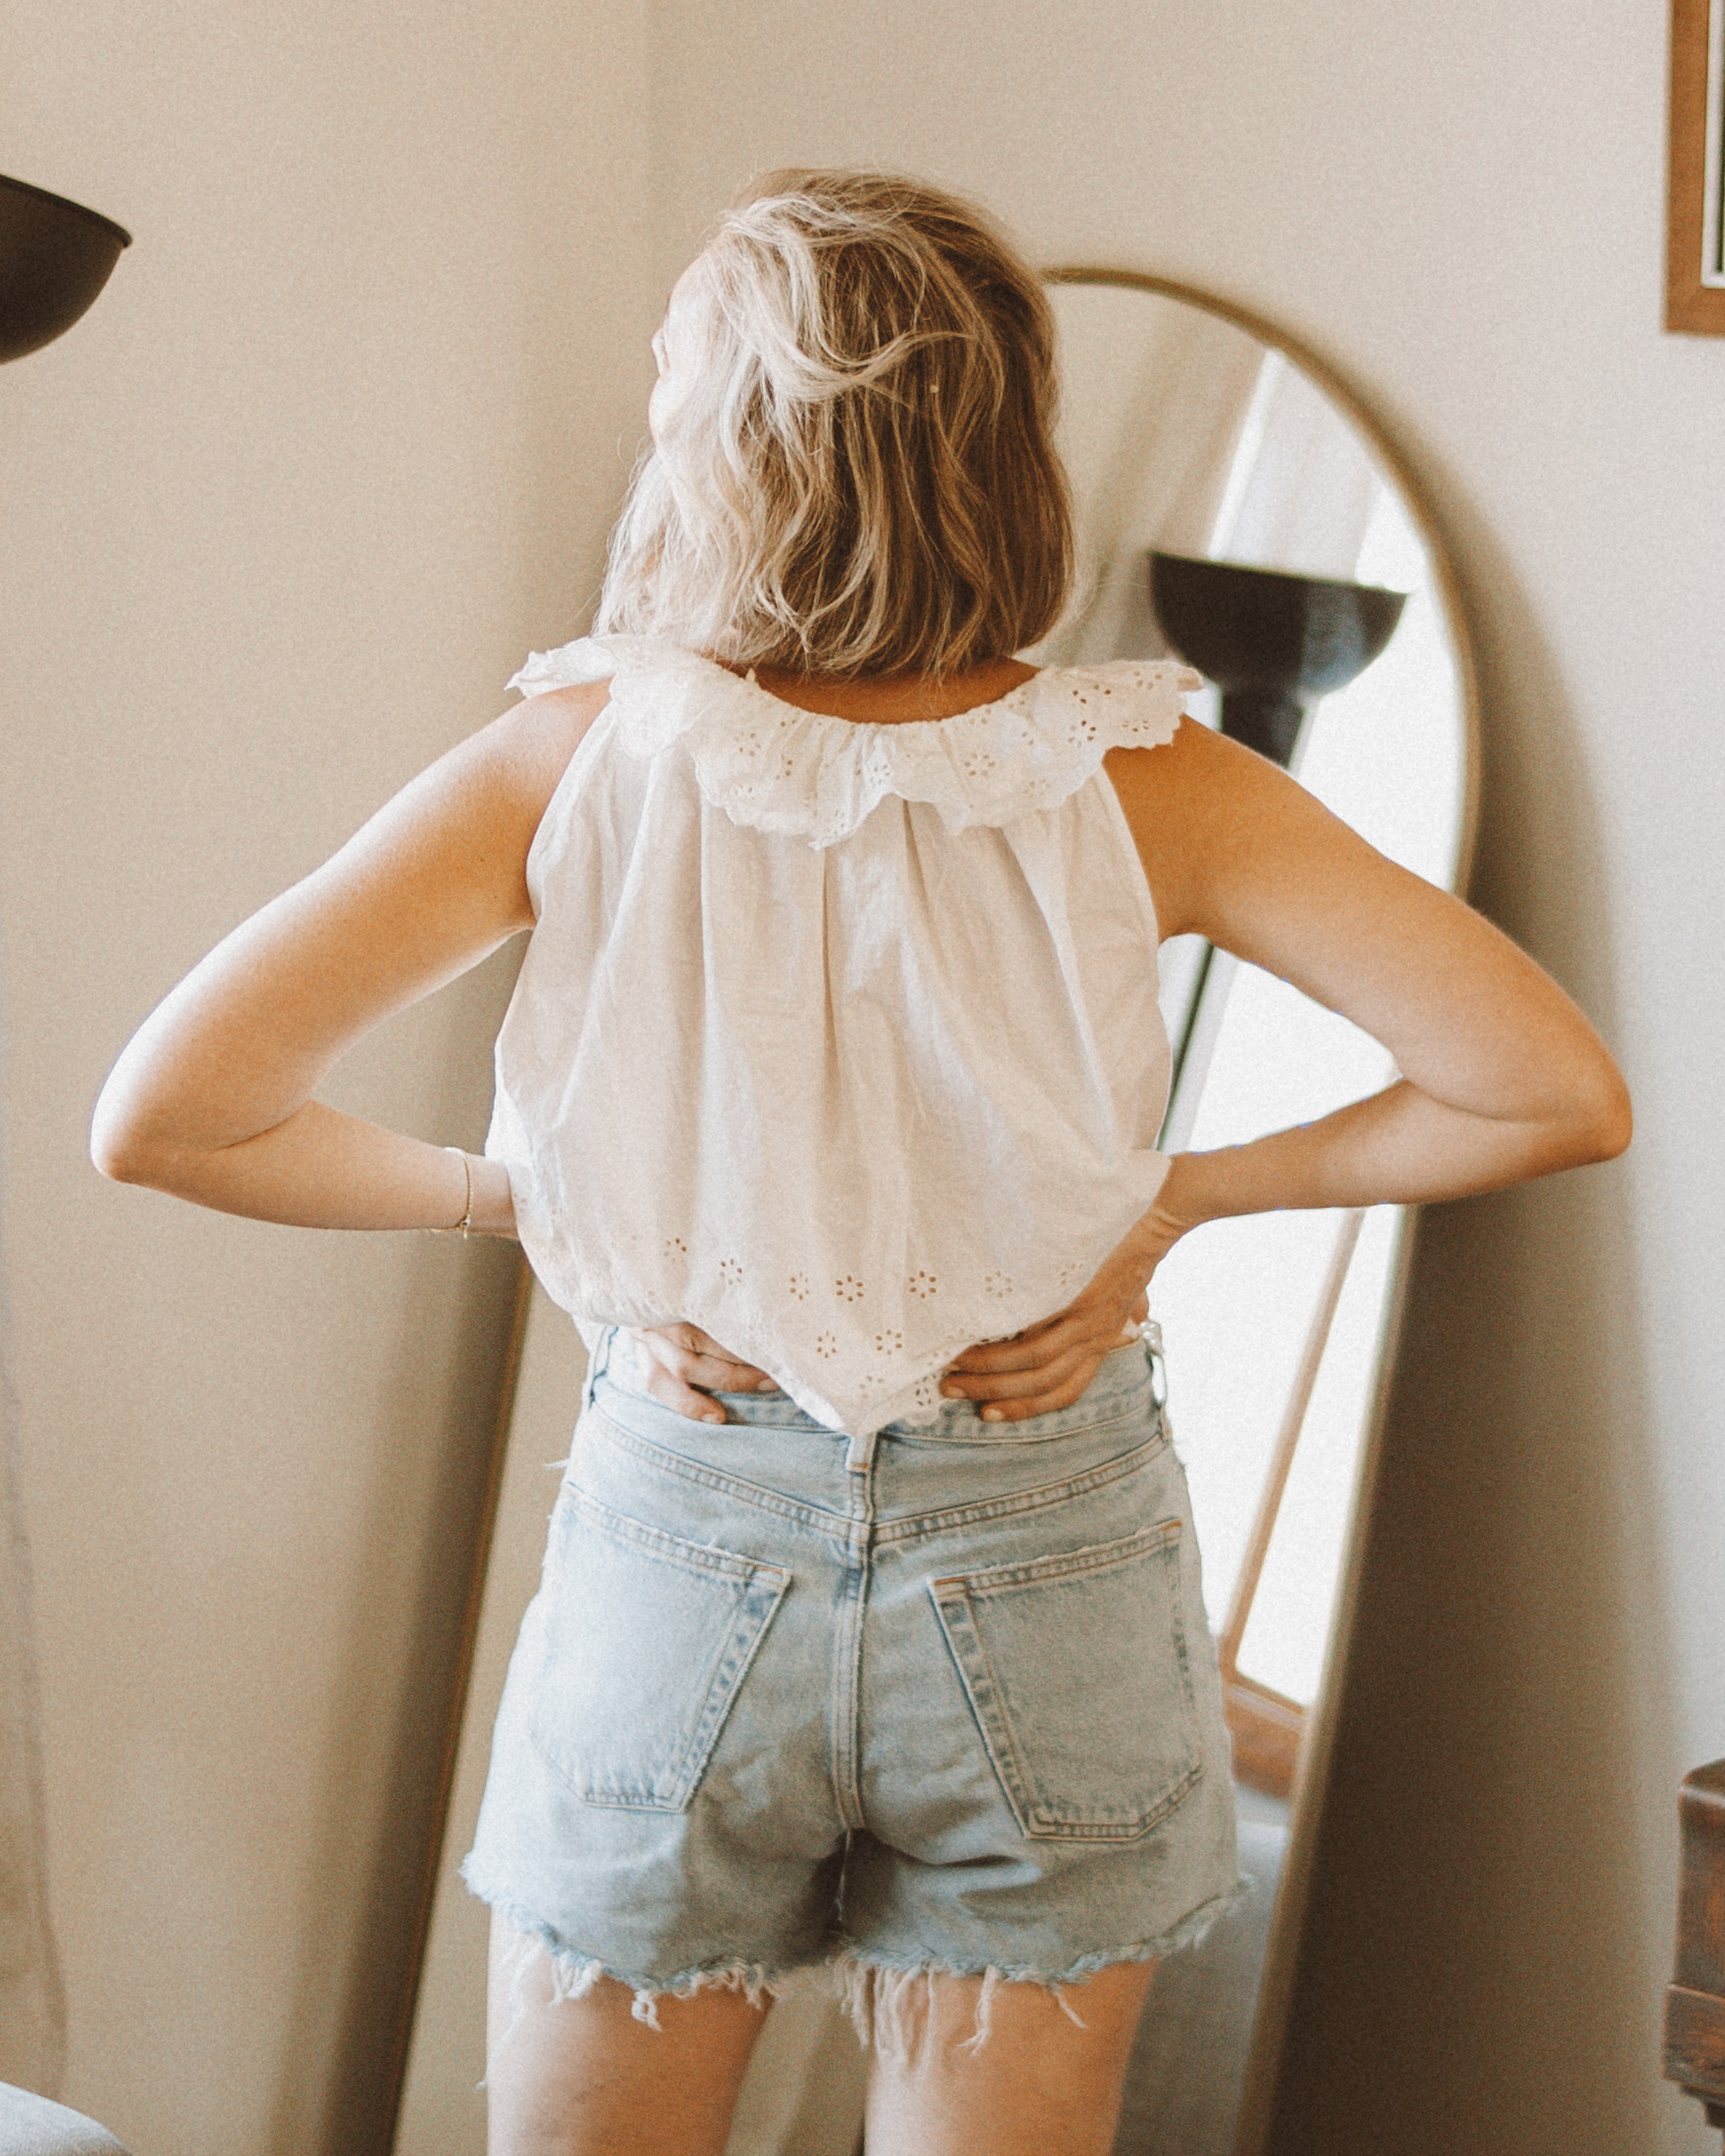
[0,174,131,363]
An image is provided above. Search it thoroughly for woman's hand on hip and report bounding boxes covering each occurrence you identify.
[938,1187,1197,1423]
[629,1325,778,1424]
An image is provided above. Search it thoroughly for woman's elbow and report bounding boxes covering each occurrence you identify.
[90,1098,150,1184]
[1592,1069,1634,1162]
[1564,1056,1633,1168]
[89,1074,174,1187]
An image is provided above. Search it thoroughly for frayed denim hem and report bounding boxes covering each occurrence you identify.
[464,1856,1250,2064]
[828,1875,1253,2058]
[460,1861,799,2072]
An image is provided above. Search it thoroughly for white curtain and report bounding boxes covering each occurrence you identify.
[0,948,66,2091]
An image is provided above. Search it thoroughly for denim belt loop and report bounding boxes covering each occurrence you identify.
[1134,1318,1169,1411]
[845,1426,880,1474]
[584,1324,616,1413]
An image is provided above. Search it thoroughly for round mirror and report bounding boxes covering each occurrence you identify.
[391,270,1479,2156]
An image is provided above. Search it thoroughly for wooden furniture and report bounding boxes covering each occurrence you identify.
[1664,1758,1725,2141]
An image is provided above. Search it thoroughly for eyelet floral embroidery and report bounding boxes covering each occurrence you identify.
[663,1236,687,1261]
[835,1274,864,1303]
[984,1270,1013,1299]
[788,1271,811,1301]
[815,1330,838,1359]
[874,1328,903,1355]
[718,1257,743,1289]
[583,647,1198,848]
[907,1270,938,1298]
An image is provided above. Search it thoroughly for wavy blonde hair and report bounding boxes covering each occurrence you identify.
[594,170,1074,677]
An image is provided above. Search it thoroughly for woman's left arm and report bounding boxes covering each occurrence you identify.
[941,723,1631,1417]
[90,685,606,1231]
[1136,720,1632,1223]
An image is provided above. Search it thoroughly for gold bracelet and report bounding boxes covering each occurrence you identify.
[440,1146,473,1237]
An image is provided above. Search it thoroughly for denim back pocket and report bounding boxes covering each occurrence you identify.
[930,1519,1201,1841]
[529,1482,790,1813]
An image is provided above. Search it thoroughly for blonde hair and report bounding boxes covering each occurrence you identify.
[595,170,1074,677]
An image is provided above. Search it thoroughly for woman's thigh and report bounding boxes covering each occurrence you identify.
[484,1906,1155,2156]
[485,1911,773,2156]
[863,1957,1160,2156]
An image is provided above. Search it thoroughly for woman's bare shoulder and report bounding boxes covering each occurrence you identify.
[478,679,613,814]
[327,679,612,939]
[1105,718,1279,937]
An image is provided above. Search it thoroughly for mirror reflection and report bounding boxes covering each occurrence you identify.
[394,270,1476,2156]
[1033,272,1475,2155]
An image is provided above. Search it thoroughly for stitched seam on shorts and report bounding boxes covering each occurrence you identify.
[589,1403,1167,1544]
[928,1585,1041,1834]
[560,1481,793,1588]
[874,1428,1171,1545]
[927,1517,1181,1595]
[591,1408,1169,1547]
[831,1531,871,1831]
[887,1368,1157,1447]
[929,1525,1205,1841]
[590,1409,854,1539]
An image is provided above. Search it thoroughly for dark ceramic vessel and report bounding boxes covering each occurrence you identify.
[0,174,131,363]
[1148,550,1408,767]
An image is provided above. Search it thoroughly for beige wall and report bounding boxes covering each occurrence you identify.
[646,2,1722,2151]
[2,2,651,2149]
[4,1,1720,2152]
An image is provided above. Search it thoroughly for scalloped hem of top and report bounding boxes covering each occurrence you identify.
[465,1861,1250,2065]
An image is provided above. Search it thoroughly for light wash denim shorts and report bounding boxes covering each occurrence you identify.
[461,1327,1243,2028]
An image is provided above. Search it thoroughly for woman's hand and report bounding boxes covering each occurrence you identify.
[628,1325,778,1424]
[939,1178,1200,1422]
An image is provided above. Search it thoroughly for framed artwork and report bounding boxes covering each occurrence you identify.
[1668,0,1725,330]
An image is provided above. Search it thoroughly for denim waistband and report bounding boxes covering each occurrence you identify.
[590,1325,1166,1449]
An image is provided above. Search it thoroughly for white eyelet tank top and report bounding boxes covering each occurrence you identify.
[485,634,1198,1437]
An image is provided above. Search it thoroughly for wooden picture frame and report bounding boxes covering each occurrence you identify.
[1668,0,1725,331]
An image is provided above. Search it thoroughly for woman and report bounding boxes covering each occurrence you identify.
[92,171,1629,2156]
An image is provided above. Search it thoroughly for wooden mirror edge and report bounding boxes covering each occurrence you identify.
[1230,1206,1423,2155]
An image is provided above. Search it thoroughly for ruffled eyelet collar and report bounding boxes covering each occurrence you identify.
[509,635,1199,847]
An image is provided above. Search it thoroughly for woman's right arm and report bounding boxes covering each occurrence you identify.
[90,682,608,1232]
[938,719,1631,1419]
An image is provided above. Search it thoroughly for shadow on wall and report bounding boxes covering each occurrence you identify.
[263,946,531,2156]
[1267,509,1669,2155]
